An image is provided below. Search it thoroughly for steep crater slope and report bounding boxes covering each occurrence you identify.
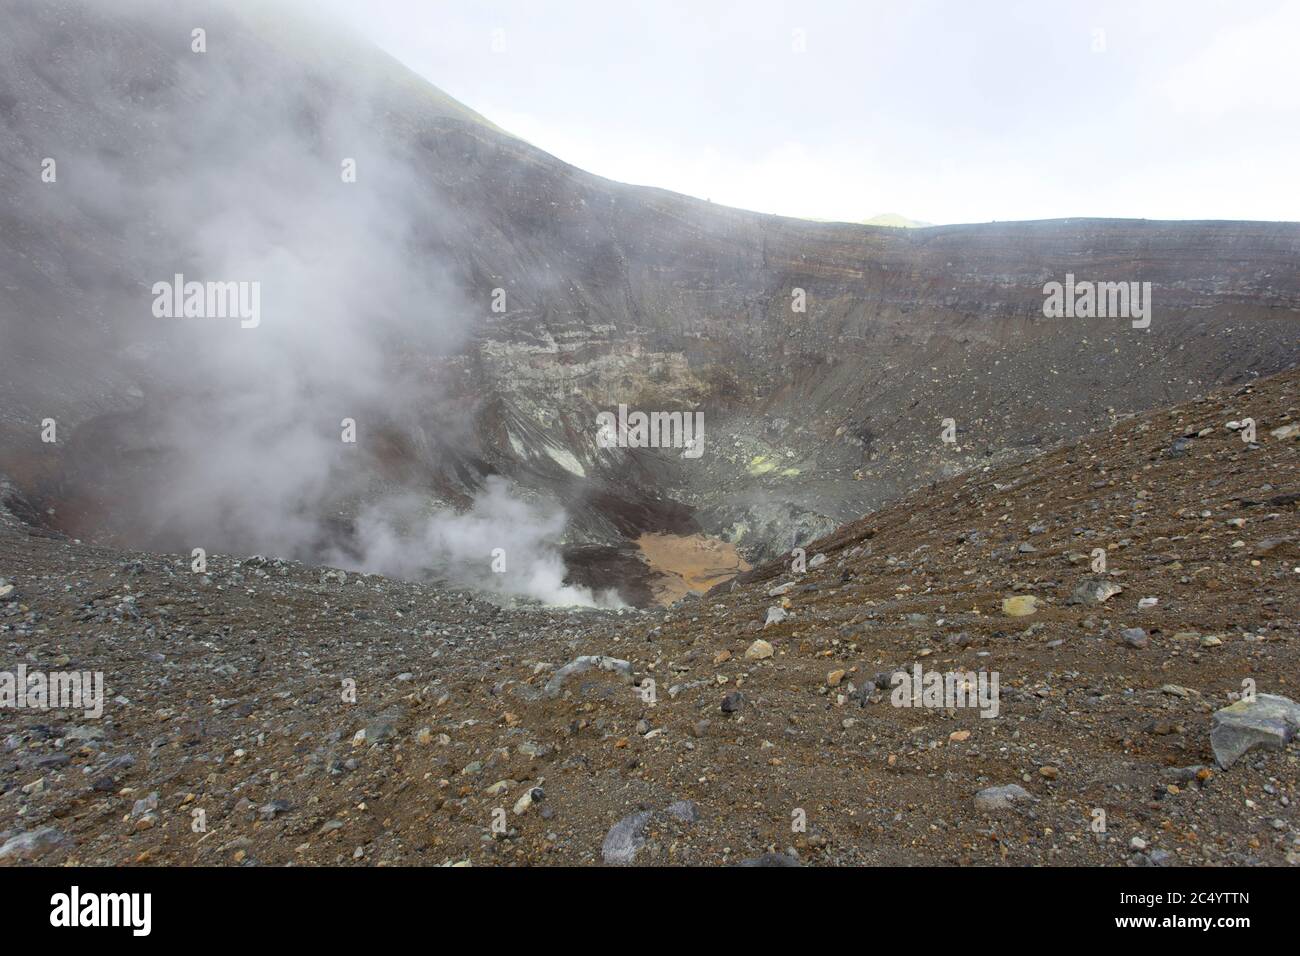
[1,0,1299,604]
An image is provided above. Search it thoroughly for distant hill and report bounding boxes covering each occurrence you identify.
[863,212,933,228]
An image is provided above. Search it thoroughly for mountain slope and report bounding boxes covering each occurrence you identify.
[2,364,1295,865]
[1,0,1298,602]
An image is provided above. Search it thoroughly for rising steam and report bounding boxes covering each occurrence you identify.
[342,477,622,607]
[0,0,607,605]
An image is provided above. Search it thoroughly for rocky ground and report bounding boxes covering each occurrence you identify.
[1,368,1297,867]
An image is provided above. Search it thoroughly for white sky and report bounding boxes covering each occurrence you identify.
[304,0,1300,225]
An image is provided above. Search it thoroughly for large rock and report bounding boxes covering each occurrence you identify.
[543,656,633,698]
[1210,694,1300,768]
[601,811,652,865]
[974,784,1033,811]
[363,710,403,744]
[601,801,700,864]
[0,826,66,861]
[1120,627,1149,648]
[1001,596,1038,617]
[1253,538,1300,560]
[665,800,699,823]
[1069,578,1122,605]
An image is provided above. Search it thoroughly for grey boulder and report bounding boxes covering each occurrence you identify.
[1210,694,1300,769]
[544,656,633,698]
[974,784,1033,811]
[0,827,66,861]
[601,811,652,865]
[1069,578,1123,605]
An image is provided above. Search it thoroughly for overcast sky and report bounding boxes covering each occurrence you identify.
[304,0,1300,225]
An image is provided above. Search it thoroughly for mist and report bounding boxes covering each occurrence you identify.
[0,0,608,606]
[340,477,622,607]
